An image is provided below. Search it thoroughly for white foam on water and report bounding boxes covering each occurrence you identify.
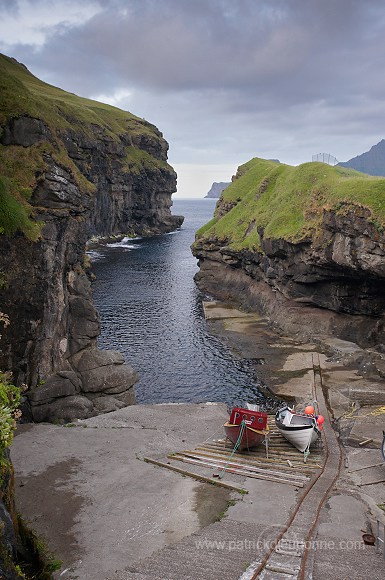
[86,250,105,261]
[106,236,142,249]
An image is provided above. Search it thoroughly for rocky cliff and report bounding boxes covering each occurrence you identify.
[0,450,21,580]
[204,182,231,198]
[192,158,385,346]
[339,139,385,177]
[0,54,183,422]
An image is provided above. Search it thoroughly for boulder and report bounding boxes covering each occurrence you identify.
[112,389,136,406]
[68,295,100,340]
[73,348,125,372]
[28,372,80,404]
[91,395,127,413]
[30,395,94,422]
[80,363,138,394]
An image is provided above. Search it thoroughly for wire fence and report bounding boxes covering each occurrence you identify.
[312,153,339,165]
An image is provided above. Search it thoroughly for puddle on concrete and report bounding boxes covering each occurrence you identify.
[193,482,234,528]
[15,458,85,567]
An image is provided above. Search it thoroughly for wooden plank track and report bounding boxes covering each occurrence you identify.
[176,449,318,476]
[164,418,324,487]
[200,442,322,462]
[169,454,306,487]
[143,457,248,494]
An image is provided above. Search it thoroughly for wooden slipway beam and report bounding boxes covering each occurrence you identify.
[143,457,248,494]
[170,454,305,488]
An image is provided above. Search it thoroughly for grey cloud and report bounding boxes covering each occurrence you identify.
[14,0,384,106]
[0,0,19,12]
[2,0,385,169]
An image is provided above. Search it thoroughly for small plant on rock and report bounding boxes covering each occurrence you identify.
[0,370,21,451]
[0,313,23,461]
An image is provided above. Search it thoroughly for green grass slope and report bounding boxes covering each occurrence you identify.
[0,54,169,239]
[0,54,157,139]
[196,158,385,251]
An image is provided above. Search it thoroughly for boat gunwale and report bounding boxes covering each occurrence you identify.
[223,421,269,436]
[275,421,319,433]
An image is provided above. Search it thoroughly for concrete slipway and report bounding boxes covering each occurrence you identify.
[11,400,385,580]
[10,304,385,579]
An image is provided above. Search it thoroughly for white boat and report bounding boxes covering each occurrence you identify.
[275,406,321,456]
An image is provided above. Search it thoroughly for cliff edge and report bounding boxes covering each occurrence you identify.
[338,139,385,177]
[0,54,183,422]
[192,158,385,346]
[204,182,231,199]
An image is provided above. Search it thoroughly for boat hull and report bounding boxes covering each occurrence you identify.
[275,422,319,453]
[275,407,320,453]
[224,422,267,451]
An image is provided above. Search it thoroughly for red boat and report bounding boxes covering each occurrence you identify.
[224,407,269,451]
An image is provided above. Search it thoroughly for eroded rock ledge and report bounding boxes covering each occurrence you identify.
[193,203,385,347]
[0,114,183,422]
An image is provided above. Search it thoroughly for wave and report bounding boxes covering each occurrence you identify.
[86,250,105,261]
[106,237,142,249]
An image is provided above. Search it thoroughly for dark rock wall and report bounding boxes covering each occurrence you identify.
[204,182,231,199]
[60,125,180,237]
[338,139,385,177]
[0,451,20,580]
[0,116,183,421]
[193,202,385,347]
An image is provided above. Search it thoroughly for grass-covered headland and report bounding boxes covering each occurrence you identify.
[196,158,385,251]
[0,53,171,240]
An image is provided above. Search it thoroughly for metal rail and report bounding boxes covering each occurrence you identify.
[245,360,343,579]
[375,519,385,560]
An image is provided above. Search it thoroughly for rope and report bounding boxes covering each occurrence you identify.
[369,406,385,417]
[216,420,246,479]
[342,404,385,419]
[303,440,311,463]
[201,424,227,446]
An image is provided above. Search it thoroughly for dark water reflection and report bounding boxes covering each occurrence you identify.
[91,199,266,406]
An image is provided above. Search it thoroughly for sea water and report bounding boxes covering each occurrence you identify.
[91,198,266,406]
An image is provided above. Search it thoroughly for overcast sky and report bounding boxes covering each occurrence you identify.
[1,0,385,197]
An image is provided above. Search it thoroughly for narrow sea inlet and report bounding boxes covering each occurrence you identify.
[91,198,265,406]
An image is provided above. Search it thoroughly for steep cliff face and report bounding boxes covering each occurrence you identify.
[193,159,385,346]
[0,54,183,421]
[204,182,231,199]
[0,450,20,580]
[339,139,385,177]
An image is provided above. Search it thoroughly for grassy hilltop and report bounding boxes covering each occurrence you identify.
[196,158,385,251]
[0,54,170,239]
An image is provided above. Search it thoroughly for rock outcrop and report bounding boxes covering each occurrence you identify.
[339,139,385,177]
[204,182,231,198]
[0,54,183,422]
[0,450,21,580]
[192,159,385,347]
